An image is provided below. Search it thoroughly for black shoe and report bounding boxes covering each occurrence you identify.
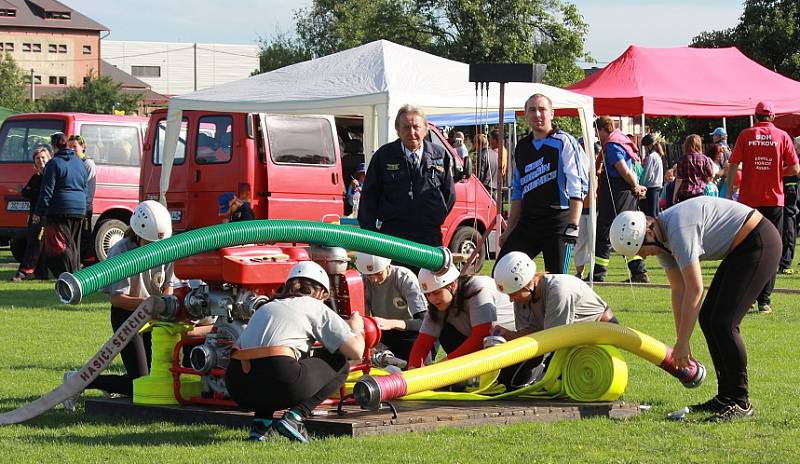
[246,418,275,441]
[276,409,310,443]
[591,274,606,283]
[622,272,650,283]
[757,304,773,314]
[705,401,754,422]
[688,396,728,413]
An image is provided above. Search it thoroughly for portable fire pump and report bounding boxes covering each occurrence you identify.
[158,243,404,407]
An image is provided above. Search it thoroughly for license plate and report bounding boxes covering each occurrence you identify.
[6,200,30,212]
[170,210,182,221]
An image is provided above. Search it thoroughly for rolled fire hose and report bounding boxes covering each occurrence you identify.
[0,298,158,425]
[397,345,628,402]
[354,322,707,409]
[56,220,451,304]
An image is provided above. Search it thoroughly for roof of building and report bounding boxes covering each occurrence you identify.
[0,0,107,32]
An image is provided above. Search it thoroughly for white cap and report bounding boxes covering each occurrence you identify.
[354,252,391,275]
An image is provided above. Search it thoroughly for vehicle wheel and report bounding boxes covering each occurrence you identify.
[9,236,27,263]
[94,219,127,261]
[449,226,485,274]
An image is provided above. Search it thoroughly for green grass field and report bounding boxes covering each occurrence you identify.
[1,248,799,463]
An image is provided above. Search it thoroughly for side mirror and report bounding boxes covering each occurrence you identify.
[460,155,473,181]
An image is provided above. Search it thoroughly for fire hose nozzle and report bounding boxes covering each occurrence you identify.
[56,272,82,305]
[434,247,453,276]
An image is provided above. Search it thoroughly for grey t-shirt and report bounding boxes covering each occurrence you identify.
[364,265,427,323]
[103,237,175,298]
[514,274,608,333]
[656,196,753,270]
[237,296,354,355]
[420,276,515,338]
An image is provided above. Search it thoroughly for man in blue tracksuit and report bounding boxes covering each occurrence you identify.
[35,132,88,276]
[358,104,456,251]
[497,93,588,274]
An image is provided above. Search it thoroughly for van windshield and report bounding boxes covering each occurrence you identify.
[80,124,141,166]
[0,119,66,163]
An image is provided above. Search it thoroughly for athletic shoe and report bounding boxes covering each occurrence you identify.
[779,268,795,275]
[275,409,310,443]
[246,418,275,441]
[62,370,81,412]
[10,271,27,282]
[688,396,728,414]
[705,401,754,422]
[758,304,773,314]
[590,274,606,283]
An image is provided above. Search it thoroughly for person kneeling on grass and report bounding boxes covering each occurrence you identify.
[407,264,515,371]
[224,261,365,443]
[610,196,780,421]
[492,251,619,387]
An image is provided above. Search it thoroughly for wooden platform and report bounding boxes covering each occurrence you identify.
[84,397,640,437]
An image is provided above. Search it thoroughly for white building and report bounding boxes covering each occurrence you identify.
[101,40,259,96]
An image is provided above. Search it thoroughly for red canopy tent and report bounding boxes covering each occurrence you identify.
[567,45,800,117]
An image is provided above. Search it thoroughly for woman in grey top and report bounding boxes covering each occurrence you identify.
[355,252,427,361]
[407,264,515,370]
[225,261,365,443]
[638,134,664,217]
[611,196,781,422]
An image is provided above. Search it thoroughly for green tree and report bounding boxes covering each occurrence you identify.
[691,0,800,80]
[253,31,313,75]
[0,53,36,112]
[288,0,591,87]
[44,71,141,114]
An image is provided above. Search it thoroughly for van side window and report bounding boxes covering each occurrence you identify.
[265,115,335,165]
[80,124,141,167]
[153,118,187,165]
[0,119,65,162]
[195,115,233,164]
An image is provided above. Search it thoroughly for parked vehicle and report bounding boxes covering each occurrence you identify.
[141,110,496,270]
[0,112,147,262]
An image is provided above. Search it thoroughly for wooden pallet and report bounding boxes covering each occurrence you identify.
[84,397,639,437]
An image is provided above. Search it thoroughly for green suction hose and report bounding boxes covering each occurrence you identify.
[56,220,451,304]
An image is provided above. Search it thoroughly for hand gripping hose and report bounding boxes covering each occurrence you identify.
[354,322,707,409]
[56,220,451,304]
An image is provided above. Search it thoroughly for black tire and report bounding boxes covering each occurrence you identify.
[94,219,128,261]
[449,225,485,274]
[9,235,26,263]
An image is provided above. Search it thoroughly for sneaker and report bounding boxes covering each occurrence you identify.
[779,268,795,275]
[758,304,773,314]
[705,401,754,422]
[275,409,310,443]
[10,271,27,282]
[591,274,606,283]
[62,370,81,412]
[688,396,728,414]
[246,418,275,441]
[622,272,650,284]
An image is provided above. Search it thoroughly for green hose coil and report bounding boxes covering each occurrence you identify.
[57,220,450,304]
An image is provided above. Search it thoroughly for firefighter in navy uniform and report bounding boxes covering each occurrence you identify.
[358,104,456,250]
[497,93,588,274]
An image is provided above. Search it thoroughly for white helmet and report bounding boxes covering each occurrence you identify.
[493,251,536,294]
[610,210,647,256]
[354,252,391,275]
[130,200,172,242]
[287,261,330,293]
[418,264,460,293]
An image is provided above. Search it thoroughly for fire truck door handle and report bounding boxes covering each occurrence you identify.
[195,170,201,182]
[332,172,338,184]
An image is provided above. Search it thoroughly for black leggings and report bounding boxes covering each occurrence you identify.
[225,350,348,420]
[698,218,781,405]
[88,306,152,396]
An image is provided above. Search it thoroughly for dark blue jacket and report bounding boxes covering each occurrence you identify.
[358,139,455,241]
[35,148,88,217]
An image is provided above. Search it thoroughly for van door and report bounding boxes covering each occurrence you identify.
[143,116,188,229]
[187,113,244,228]
[259,114,343,221]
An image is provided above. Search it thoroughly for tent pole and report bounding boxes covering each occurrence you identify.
[641,113,645,138]
[495,83,506,251]
[749,115,754,127]
[722,117,727,132]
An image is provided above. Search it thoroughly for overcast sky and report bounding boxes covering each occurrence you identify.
[65,0,743,64]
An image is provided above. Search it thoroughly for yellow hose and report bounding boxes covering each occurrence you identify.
[354,322,706,408]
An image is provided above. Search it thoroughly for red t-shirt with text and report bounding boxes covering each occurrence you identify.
[729,122,798,207]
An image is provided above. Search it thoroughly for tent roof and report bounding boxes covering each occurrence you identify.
[567,45,800,117]
[168,39,592,115]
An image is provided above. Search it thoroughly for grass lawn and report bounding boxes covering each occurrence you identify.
[1,247,799,463]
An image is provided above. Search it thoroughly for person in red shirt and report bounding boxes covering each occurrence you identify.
[726,101,800,313]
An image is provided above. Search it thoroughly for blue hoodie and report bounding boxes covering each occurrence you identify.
[36,148,88,217]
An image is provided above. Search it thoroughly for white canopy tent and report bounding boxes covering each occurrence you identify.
[159,39,598,276]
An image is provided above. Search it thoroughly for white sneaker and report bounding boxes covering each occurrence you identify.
[62,370,81,412]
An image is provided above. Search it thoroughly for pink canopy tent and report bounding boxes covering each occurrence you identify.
[567,45,800,117]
